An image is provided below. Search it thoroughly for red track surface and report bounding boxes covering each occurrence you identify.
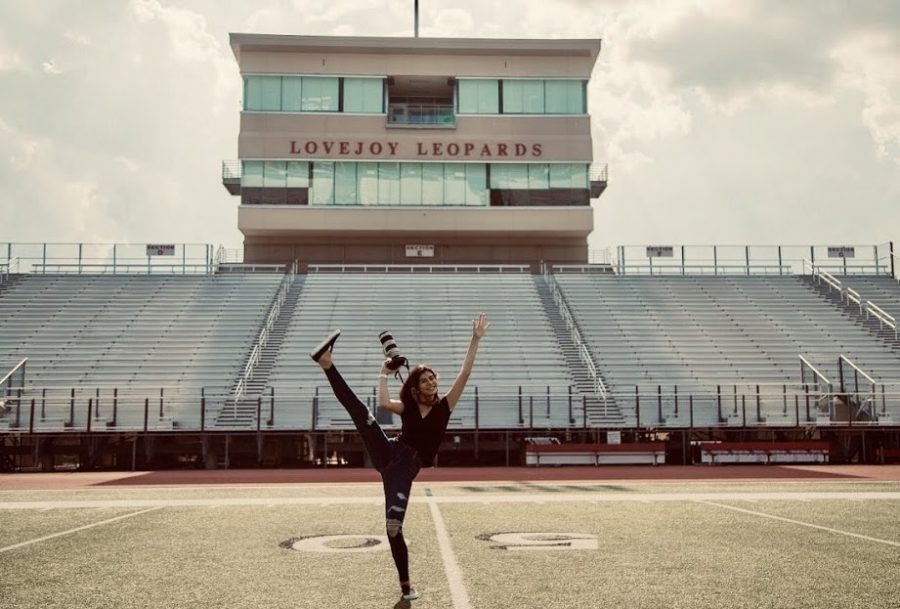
[1,465,899,490]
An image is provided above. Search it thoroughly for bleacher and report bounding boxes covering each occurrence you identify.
[265,270,576,430]
[554,274,900,426]
[0,274,281,428]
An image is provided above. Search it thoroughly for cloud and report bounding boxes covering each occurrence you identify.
[40,59,62,74]
[833,33,900,163]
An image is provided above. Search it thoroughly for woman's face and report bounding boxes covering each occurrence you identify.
[417,370,438,400]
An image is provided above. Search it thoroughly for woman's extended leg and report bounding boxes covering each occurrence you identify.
[312,336,391,471]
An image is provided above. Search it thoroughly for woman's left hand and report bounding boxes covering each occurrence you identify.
[472,313,490,339]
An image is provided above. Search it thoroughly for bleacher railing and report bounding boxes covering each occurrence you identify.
[806,259,898,340]
[611,243,894,276]
[0,243,219,275]
[0,257,20,285]
[232,261,298,404]
[605,384,900,428]
[0,383,585,432]
[4,380,899,432]
[543,267,610,408]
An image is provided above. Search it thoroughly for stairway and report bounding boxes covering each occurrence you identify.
[801,276,900,353]
[214,277,305,428]
[533,276,623,426]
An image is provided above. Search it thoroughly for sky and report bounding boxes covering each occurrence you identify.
[1,0,898,256]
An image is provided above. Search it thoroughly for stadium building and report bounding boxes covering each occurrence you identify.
[1,34,899,472]
[222,34,607,270]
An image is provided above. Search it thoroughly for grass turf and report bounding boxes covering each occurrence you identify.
[0,481,898,608]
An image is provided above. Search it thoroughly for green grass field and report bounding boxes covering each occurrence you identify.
[1,479,898,609]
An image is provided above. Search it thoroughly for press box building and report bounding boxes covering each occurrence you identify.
[223,34,606,269]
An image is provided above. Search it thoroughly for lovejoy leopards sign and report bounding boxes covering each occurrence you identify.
[289,140,544,159]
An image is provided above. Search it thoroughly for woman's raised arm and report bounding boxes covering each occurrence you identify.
[444,313,489,410]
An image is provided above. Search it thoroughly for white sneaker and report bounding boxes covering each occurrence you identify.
[401,588,420,601]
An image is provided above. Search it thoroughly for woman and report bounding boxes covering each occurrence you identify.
[309,313,489,602]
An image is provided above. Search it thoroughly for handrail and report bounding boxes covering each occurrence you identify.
[798,355,832,390]
[0,358,28,391]
[838,355,876,386]
[865,300,898,340]
[543,268,609,403]
[812,257,897,339]
[0,256,20,284]
[232,261,298,404]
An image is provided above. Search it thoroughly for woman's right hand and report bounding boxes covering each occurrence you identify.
[380,358,392,374]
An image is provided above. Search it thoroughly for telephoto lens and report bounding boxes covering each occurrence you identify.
[379,331,408,371]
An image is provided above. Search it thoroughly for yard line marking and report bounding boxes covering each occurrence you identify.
[699,501,900,548]
[0,506,162,554]
[427,498,472,609]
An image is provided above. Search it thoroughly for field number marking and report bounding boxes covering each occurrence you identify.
[479,532,598,551]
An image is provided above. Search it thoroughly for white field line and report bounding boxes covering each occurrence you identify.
[698,501,900,548]
[427,498,472,609]
[0,507,162,554]
[0,491,898,510]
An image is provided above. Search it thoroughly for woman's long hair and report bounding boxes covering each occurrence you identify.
[400,364,440,409]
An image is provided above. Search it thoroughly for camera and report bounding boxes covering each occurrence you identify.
[379,331,408,372]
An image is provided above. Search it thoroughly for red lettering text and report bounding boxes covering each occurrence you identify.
[290,140,301,154]
[339,141,350,154]
[464,143,475,156]
[480,144,492,157]
[322,141,334,154]
[370,142,383,155]
[304,141,318,154]
[447,143,460,156]
[417,142,428,155]
[531,143,542,157]
[515,144,527,156]
[497,143,508,157]
[432,143,443,156]
[387,142,399,156]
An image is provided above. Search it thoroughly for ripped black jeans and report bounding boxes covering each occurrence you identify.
[324,365,421,587]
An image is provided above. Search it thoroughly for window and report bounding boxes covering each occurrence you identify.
[490,164,529,189]
[443,164,466,203]
[244,76,281,111]
[502,80,545,114]
[344,78,383,113]
[457,79,499,114]
[357,162,379,205]
[421,163,444,206]
[263,161,287,188]
[400,163,422,206]
[464,164,488,205]
[301,77,339,111]
[549,164,589,188]
[281,77,303,111]
[242,161,264,187]
[378,162,400,204]
[545,80,585,114]
[334,162,358,204]
[311,162,335,205]
[286,161,309,188]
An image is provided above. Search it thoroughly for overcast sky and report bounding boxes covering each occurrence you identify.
[1,0,898,255]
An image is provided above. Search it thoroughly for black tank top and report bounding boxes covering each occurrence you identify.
[398,396,451,467]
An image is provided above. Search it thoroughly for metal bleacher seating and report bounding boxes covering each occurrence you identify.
[0,274,281,429]
[265,271,576,430]
[554,274,900,426]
